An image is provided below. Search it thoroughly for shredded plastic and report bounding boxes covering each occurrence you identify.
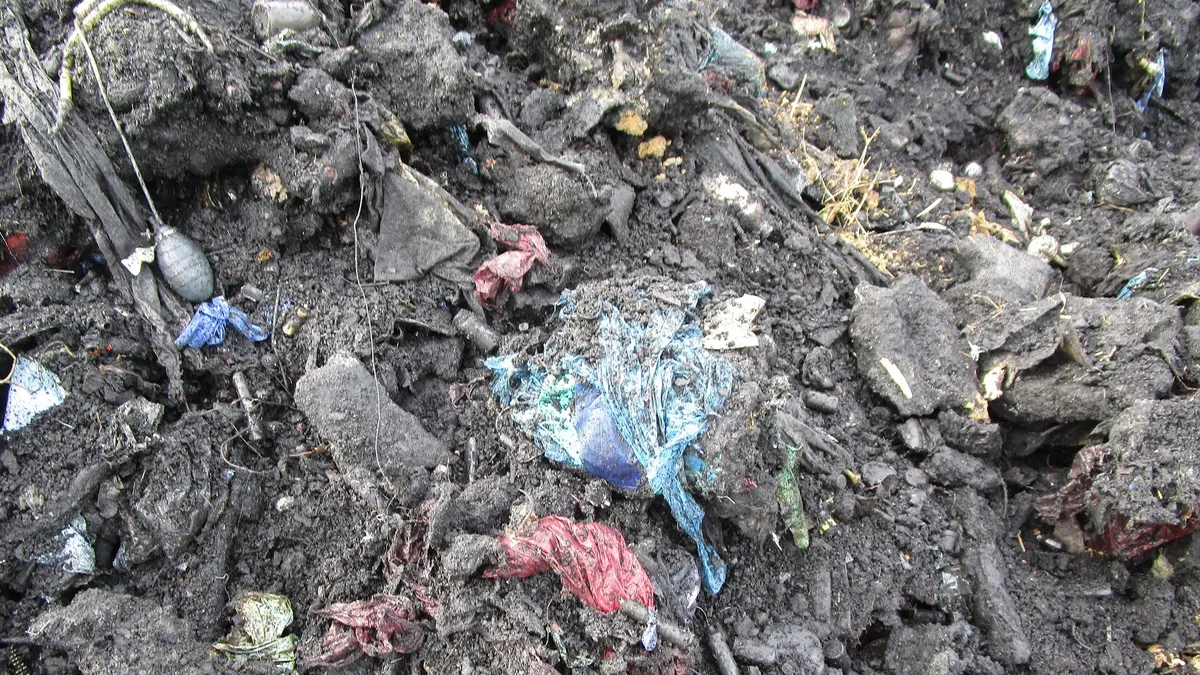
[487,300,733,594]
[302,594,424,668]
[1117,267,1161,299]
[486,516,658,649]
[174,296,270,348]
[3,355,67,432]
[474,222,550,307]
[1135,50,1166,113]
[1025,0,1058,81]
[213,592,298,671]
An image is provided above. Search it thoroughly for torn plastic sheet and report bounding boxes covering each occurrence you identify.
[486,298,734,595]
[474,222,550,307]
[213,592,298,670]
[302,594,424,668]
[699,26,765,94]
[485,516,658,650]
[1135,50,1166,113]
[174,296,270,348]
[701,294,765,350]
[1025,0,1058,81]
[3,355,66,432]
[450,124,478,175]
[776,445,810,550]
[36,515,95,575]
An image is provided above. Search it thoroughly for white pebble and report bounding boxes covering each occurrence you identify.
[963,162,984,179]
[982,30,1003,50]
[275,495,296,512]
[929,169,955,192]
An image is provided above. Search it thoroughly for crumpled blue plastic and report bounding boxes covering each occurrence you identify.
[487,302,735,595]
[1025,0,1058,81]
[1135,50,1166,113]
[175,296,270,348]
[1117,267,1160,299]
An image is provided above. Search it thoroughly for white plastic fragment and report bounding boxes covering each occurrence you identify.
[1003,190,1034,237]
[880,358,913,399]
[3,355,67,432]
[121,246,156,275]
[1025,0,1058,81]
[702,295,767,350]
[929,169,955,192]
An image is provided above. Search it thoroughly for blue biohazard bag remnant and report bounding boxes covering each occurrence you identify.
[175,296,271,348]
[487,293,736,594]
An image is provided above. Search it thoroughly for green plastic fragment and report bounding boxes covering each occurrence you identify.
[777,444,809,550]
[212,592,298,672]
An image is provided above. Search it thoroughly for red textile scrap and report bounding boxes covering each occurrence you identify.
[301,594,425,668]
[484,516,655,614]
[1035,446,1200,559]
[474,222,549,307]
[792,0,819,10]
[0,233,29,277]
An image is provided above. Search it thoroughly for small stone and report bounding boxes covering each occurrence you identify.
[930,169,955,191]
[963,162,984,178]
[861,461,897,487]
[768,63,801,91]
[904,467,929,487]
[803,390,840,414]
[734,637,778,666]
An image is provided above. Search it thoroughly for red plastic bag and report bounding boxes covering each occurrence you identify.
[1036,446,1200,559]
[302,594,424,668]
[474,223,549,307]
[485,516,654,614]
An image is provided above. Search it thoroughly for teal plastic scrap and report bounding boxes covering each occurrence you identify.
[1025,0,1058,81]
[487,301,735,594]
[700,26,765,95]
[1135,50,1166,113]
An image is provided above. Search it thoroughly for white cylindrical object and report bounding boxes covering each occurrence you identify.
[252,0,320,40]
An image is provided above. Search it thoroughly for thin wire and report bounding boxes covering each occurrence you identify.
[349,79,390,493]
[74,20,163,229]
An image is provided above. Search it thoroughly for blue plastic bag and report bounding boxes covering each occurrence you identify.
[488,301,735,594]
[175,296,270,348]
[1025,0,1058,81]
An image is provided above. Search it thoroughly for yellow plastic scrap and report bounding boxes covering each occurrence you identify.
[213,592,298,672]
[637,136,669,159]
[615,109,648,136]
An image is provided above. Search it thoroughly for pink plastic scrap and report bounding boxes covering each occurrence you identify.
[474,222,549,307]
[485,516,659,652]
[301,594,424,668]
